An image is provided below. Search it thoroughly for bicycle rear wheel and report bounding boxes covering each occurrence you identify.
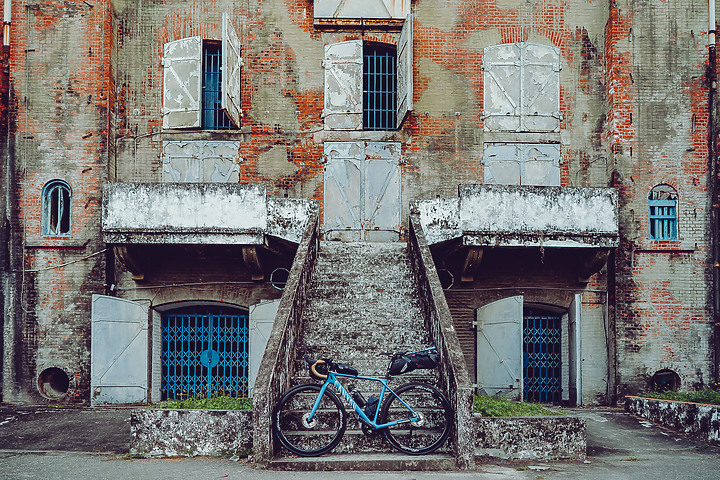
[273,383,347,456]
[380,382,452,455]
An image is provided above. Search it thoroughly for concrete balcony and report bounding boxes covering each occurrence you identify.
[102,183,317,280]
[413,184,619,282]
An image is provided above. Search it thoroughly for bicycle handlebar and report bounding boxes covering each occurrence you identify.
[310,360,327,380]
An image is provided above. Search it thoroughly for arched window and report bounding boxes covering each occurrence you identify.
[649,184,678,240]
[42,180,71,236]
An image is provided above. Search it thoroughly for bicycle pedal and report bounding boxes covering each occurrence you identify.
[360,422,381,437]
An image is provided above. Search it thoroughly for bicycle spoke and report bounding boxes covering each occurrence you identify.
[380,382,452,455]
[273,384,347,456]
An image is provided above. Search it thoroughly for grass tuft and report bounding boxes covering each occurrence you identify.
[640,389,720,406]
[474,395,561,417]
[153,395,252,410]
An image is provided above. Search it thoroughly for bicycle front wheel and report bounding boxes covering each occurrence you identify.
[380,382,452,455]
[273,383,347,456]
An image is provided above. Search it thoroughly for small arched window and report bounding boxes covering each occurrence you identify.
[649,184,677,240]
[42,180,72,236]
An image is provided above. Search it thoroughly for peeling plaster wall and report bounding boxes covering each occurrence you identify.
[2,0,717,404]
[4,0,115,403]
[609,0,715,396]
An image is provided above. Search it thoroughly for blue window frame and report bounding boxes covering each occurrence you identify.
[649,186,678,240]
[363,44,397,131]
[41,180,71,236]
[202,42,235,130]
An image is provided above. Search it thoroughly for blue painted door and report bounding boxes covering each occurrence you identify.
[161,307,249,400]
[523,309,562,403]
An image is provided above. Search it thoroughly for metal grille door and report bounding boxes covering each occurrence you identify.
[523,310,561,403]
[161,307,249,400]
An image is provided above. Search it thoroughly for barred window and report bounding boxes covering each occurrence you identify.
[42,180,71,236]
[322,15,413,131]
[649,185,678,240]
[162,14,242,130]
[363,43,397,130]
[202,42,236,130]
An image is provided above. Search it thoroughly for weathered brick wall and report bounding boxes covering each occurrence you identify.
[2,0,717,403]
[609,0,714,395]
[5,0,114,403]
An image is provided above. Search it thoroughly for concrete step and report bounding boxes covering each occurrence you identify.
[299,240,430,378]
[274,381,451,459]
[274,425,451,456]
[269,453,457,471]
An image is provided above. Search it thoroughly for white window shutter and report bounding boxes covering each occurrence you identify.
[381,0,409,17]
[476,296,524,400]
[483,143,522,185]
[162,36,202,129]
[91,295,149,405]
[323,40,363,130]
[483,43,522,132]
[222,13,243,128]
[483,42,560,132]
[521,43,561,132]
[521,144,561,186]
[483,143,560,186]
[314,0,409,19]
[162,140,241,183]
[396,14,413,129]
[248,300,280,397]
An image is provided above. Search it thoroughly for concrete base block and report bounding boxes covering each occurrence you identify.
[475,415,587,460]
[130,408,587,464]
[130,409,253,458]
[625,396,720,445]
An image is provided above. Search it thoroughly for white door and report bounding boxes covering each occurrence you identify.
[91,295,149,406]
[568,293,583,406]
[324,141,401,241]
[248,300,280,396]
[476,296,523,400]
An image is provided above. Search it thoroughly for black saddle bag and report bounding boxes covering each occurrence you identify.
[389,350,440,376]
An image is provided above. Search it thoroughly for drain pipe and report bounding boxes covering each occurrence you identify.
[3,1,9,47]
[709,0,720,384]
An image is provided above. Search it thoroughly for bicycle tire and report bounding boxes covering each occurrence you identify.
[380,381,452,455]
[273,383,347,456]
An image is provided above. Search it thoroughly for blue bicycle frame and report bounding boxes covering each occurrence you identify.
[308,371,418,428]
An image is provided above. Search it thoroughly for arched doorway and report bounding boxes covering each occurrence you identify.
[161,305,249,400]
[476,295,583,404]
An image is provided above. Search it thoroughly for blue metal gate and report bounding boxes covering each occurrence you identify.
[161,307,249,400]
[523,309,561,403]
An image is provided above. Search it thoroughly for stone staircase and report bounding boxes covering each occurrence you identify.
[269,241,454,471]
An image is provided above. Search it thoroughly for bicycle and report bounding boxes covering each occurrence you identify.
[272,347,453,456]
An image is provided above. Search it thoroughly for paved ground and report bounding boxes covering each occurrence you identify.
[0,404,719,479]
